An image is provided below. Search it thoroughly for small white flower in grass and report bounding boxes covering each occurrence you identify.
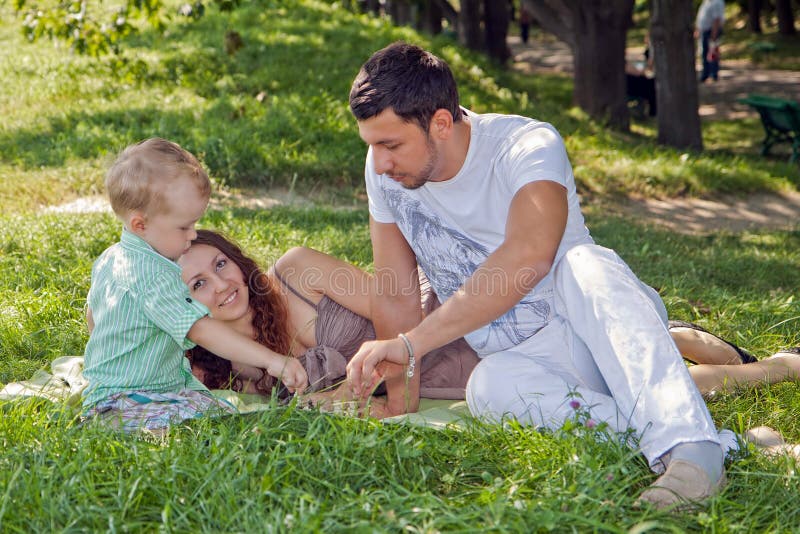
[284,514,295,528]
[513,500,525,510]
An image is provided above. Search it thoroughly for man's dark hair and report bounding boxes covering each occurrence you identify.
[349,42,462,133]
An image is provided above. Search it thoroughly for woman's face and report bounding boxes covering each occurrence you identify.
[179,244,250,323]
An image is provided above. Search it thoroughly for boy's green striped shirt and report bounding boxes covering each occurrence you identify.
[82,229,210,408]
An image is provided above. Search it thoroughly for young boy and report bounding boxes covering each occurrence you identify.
[83,138,307,432]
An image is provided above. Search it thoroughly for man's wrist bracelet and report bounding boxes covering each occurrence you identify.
[398,333,415,378]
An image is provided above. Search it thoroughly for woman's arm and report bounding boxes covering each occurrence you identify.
[274,246,374,318]
[276,245,421,414]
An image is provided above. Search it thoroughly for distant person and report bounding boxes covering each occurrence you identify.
[519,5,531,44]
[82,138,306,433]
[625,32,657,116]
[695,0,725,82]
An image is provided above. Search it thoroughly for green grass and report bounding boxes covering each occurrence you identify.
[2,208,800,530]
[2,0,800,530]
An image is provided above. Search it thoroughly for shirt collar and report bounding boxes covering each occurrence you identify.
[119,228,179,268]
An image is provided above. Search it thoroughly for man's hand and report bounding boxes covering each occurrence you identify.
[266,356,308,393]
[347,338,410,398]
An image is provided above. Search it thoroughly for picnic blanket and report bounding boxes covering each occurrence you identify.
[0,356,472,429]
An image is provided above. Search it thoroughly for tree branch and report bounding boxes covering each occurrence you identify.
[522,0,575,49]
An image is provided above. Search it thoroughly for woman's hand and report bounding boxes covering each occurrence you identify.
[267,356,308,393]
[346,338,410,398]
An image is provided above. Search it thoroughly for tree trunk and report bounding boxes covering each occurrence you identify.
[525,1,633,130]
[432,0,459,33]
[459,0,483,51]
[363,0,380,15]
[748,0,763,33]
[776,0,796,35]
[387,0,413,26]
[651,0,703,150]
[420,0,444,35]
[571,1,634,129]
[523,0,574,48]
[484,0,511,63]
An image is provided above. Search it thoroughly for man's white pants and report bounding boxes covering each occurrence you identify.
[466,244,727,471]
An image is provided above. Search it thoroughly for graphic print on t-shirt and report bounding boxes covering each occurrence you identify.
[383,187,551,354]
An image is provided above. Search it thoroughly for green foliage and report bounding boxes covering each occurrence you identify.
[12,0,245,56]
[14,0,166,56]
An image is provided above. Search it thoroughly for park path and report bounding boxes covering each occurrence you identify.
[508,35,800,120]
[507,35,800,234]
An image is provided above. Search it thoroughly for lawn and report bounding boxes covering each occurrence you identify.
[2,0,800,530]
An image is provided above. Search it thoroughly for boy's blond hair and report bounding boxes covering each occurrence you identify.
[105,138,210,217]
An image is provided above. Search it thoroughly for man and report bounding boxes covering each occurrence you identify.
[696,0,725,83]
[345,42,732,508]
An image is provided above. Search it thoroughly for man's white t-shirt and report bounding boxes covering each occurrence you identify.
[366,110,593,356]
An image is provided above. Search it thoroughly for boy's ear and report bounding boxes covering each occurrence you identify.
[128,211,148,234]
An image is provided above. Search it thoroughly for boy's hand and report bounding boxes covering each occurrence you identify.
[267,356,308,393]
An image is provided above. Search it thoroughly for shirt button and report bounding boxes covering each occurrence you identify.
[186,297,192,303]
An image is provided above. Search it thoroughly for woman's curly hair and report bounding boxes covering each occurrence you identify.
[186,229,291,396]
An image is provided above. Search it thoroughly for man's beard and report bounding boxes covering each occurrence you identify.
[399,139,439,190]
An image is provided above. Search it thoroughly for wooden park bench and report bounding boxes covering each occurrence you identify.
[738,94,800,164]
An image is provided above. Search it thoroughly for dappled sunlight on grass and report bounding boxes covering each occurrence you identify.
[725,31,800,71]
[0,161,106,212]
[3,0,794,214]
[567,128,796,198]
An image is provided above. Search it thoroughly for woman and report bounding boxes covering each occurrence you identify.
[179,230,800,416]
[179,230,478,418]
